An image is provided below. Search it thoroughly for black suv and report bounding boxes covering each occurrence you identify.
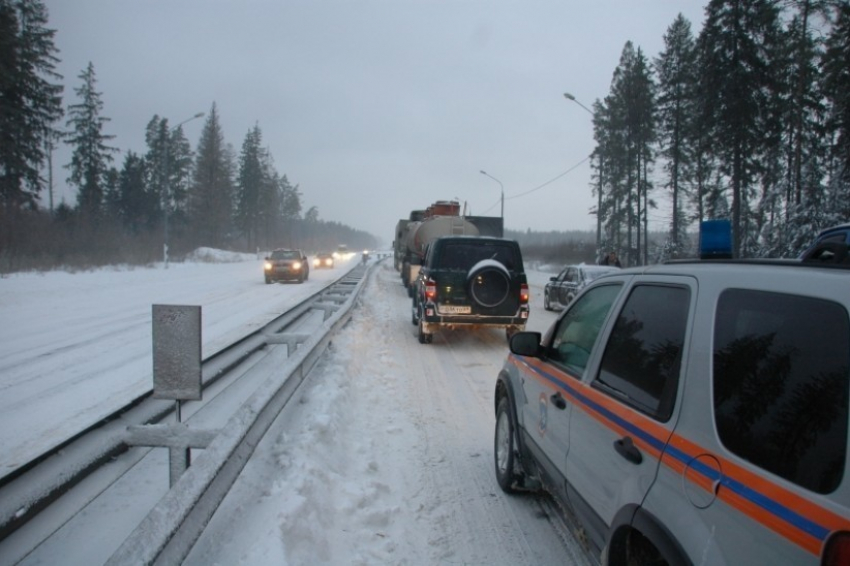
[411,236,529,343]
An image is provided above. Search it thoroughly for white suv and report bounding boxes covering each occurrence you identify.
[494,256,850,565]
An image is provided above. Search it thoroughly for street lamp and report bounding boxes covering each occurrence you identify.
[563,92,593,116]
[162,112,204,268]
[479,170,504,219]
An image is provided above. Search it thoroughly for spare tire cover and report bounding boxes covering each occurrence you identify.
[467,259,511,308]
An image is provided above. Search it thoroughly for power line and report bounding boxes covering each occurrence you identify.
[507,157,590,200]
[479,156,591,215]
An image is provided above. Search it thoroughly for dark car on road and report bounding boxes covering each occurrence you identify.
[264,249,310,283]
[411,235,529,343]
[543,264,619,311]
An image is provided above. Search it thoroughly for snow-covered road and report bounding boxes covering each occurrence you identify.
[185,260,589,565]
[2,252,591,564]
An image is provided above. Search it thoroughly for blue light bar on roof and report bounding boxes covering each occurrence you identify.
[700,219,733,259]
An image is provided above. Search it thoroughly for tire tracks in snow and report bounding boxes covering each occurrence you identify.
[387,263,585,565]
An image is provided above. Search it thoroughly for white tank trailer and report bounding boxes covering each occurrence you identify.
[396,200,503,293]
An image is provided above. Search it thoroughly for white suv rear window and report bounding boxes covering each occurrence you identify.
[713,289,849,494]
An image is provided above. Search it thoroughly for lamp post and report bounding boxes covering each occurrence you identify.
[162,112,204,268]
[479,170,504,219]
[564,92,602,255]
[563,92,593,116]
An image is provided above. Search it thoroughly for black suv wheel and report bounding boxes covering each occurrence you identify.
[417,311,432,344]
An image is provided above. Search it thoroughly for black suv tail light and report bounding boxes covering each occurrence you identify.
[425,279,437,301]
[520,283,529,304]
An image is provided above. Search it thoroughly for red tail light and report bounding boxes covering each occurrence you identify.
[519,283,529,304]
[425,279,437,301]
[824,532,850,566]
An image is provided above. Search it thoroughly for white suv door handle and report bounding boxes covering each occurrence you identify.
[550,392,567,410]
[614,436,643,465]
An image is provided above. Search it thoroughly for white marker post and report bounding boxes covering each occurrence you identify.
[148,304,204,486]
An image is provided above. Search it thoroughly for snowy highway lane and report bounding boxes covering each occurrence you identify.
[0,250,352,481]
[184,260,591,565]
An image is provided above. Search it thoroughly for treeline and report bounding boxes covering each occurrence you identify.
[588,0,850,265]
[0,0,377,273]
[506,228,685,266]
[505,228,594,265]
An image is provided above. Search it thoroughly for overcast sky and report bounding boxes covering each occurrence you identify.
[43,0,707,244]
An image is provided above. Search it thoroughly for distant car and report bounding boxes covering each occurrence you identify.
[313,253,335,269]
[264,249,309,283]
[543,264,619,311]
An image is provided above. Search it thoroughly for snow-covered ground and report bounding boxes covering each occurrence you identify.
[0,249,354,480]
[2,252,587,564]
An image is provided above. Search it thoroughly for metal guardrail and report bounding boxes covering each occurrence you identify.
[0,261,372,560]
[107,262,372,565]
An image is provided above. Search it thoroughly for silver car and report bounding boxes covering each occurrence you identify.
[495,258,850,565]
[543,264,620,311]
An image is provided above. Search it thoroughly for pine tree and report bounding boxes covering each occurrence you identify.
[588,99,608,256]
[142,113,201,256]
[280,175,302,221]
[64,62,117,220]
[655,14,698,258]
[304,205,319,223]
[0,0,63,210]
[166,123,194,244]
[785,1,830,211]
[143,116,164,206]
[602,42,656,266]
[698,0,785,257]
[258,155,282,248]
[235,124,265,250]
[188,103,234,249]
[822,0,850,216]
[102,164,119,217]
[777,21,831,258]
[594,95,628,257]
[113,151,155,234]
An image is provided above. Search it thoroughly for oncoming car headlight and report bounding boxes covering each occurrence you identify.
[264,261,273,271]
[312,258,320,267]
[292,261,302,270]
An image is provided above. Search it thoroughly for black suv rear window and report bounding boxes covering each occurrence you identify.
[713,289,849,494]
[436,242,521,271]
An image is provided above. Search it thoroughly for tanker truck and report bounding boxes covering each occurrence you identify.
[396,200,504,295]
[393,209,425,272]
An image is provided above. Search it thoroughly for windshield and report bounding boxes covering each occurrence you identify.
[270,250,299,260]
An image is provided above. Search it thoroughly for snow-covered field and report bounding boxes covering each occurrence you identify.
[2,252,587,564]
